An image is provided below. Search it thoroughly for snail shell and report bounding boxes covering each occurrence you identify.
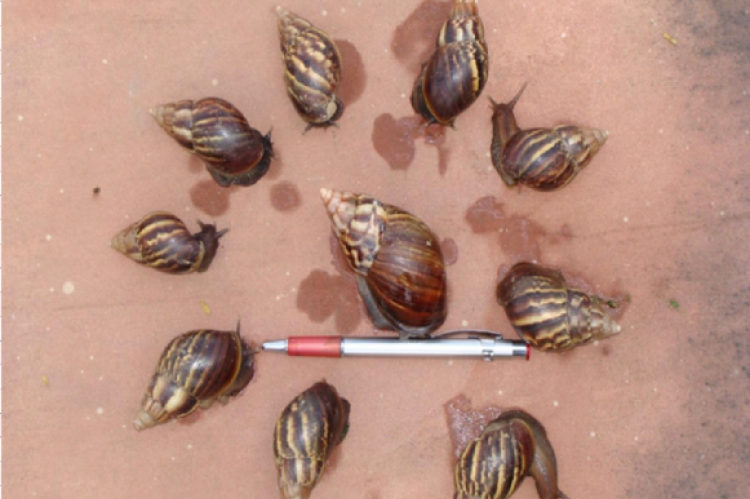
[134,325,255,431]
[151,97,273,187]
[274,381,350,499]
[411,0,489,127]
[490,85,608,191]
[455,409,571,499]
[276,7,343,129]
[321,188,447,338]
[111,211,227,274]
[496,262,621,352]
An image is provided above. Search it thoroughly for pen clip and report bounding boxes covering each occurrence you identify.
[431,329,505,340]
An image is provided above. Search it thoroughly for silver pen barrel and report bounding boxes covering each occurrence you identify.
[341,337,529,360]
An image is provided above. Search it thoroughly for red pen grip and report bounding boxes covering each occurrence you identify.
[287,336,343,357]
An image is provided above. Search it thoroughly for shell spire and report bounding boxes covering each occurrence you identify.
[276,7,343,129]
[320,189,447,338]
[110,211,227,274]
[411,0,488,126]
[319,188,385,273]
[133,326,255,431]
[497,262,622,352]
[150,98,273,188]
[490,84,609,191]
[274,381,350,499]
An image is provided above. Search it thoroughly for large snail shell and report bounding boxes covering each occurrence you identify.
[134,325,255,431]
[496,262,620,352]
[274,381,350,499]
[455,409,570,499]
[490,85,608,191]
[111,211,227,274]
[321,188,447,338]
[276,7,343,129]
[411,0,488,127]
[151,97,273,187]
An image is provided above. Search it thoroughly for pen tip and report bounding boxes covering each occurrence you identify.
[261,340,287,352]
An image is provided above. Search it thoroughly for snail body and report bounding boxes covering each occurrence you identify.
[411,0,488,127]
[455,409,571,499]
[321,188,447,338]
[274,381,350,499]
[496,262,620,352]
[151,97,273,187]
[134,325,255,431]
[111,211,227,274]
[490,85,608,191]
[276,7,343,129]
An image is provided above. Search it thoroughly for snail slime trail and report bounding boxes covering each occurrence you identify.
[270,181,301,212]
[189,179,232,216]
[440,237,459,265]
[372,114,451,173]
[296,269,362,335]
[465,196,548,263]
[334,39,367,108]
[392,0,455,74]
[444,394,502,458]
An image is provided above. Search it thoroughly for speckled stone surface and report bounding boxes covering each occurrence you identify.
[3,1,750,498]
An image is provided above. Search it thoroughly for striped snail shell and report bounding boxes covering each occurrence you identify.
[455,409,572,499]
[151,97,273,187]
[320,188,447,338]
[411,0,489,127]
[276,7,343,130]
[274,381,350,499]
[134,325,255,431]
[496,262,621,352]
[110,211,227,274]
[490,84,608,191]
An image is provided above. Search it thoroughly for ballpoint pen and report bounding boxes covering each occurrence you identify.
[262,331,530,361]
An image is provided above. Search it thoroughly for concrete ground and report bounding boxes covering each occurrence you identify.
[3,0,750,498]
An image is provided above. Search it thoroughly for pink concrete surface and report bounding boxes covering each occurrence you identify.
[3,0,750,498]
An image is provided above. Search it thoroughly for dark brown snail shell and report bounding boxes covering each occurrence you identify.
[321,188,447,338]
[490,85,608,191]
[274,381,350,499]
[151,97,273,187]
[276,7,343,130]
[134,325,255,431]
[111,211,227,274]
[496,262,621,352]
[455,409,572,499]
[411,0,488,127]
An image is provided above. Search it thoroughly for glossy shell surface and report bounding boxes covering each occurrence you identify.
[321,188,447,337]
[134,327,255,431]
